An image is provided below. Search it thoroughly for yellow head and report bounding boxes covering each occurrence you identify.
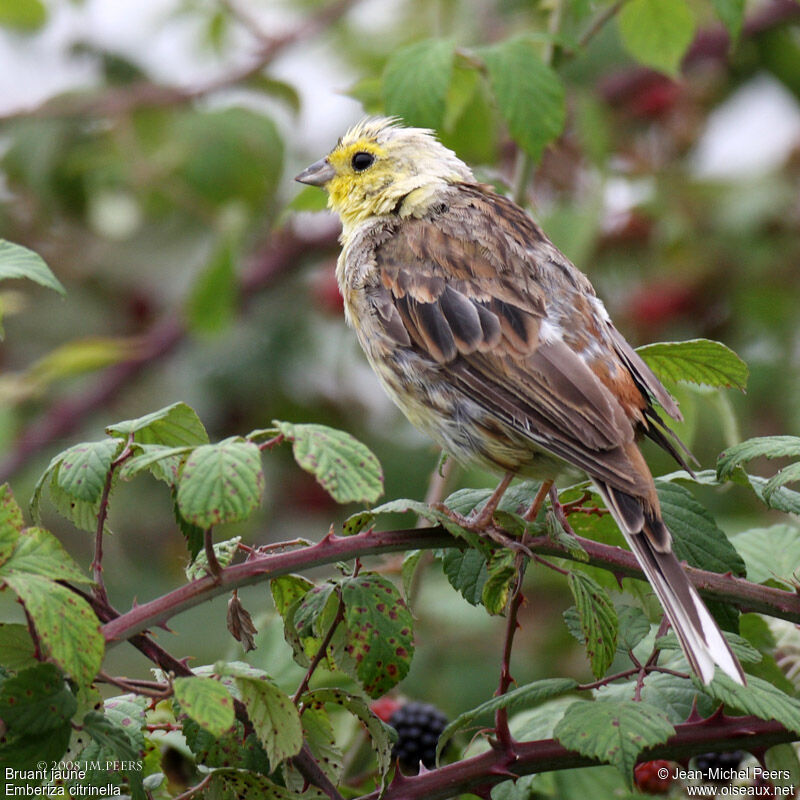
[295,117,474,229]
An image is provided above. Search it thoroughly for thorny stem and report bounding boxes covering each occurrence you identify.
[494,584,525,752]
[97,671,172,699]
[292,587,346,704]
[92,433,135,603]
[172,774,213,800]
[203,527,223,579]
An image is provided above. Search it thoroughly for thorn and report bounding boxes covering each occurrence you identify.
[685,697,704,724]
[389,762,408,786]
[320,524,338,544]
[487,764,518,780]
[704,703,728,724]
[417,761,431,775]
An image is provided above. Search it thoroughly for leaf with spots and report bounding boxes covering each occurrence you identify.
[81,710,145,800]
[185,536,241,581]
[284,706,343,792]
[437,677,578,759]
[207,770,325,800]
[0,623,37,670]
[272,574,316,666]
[340,573,414,698]
[0,525,91,584]
[274,421,383,505]
[305,688,395,781]
[53,438,122,504]
[119,444,194,483]
[554,699,675,782]
[2,573,104,685]
[0,663,77,735]
[174,677,235,738]
[567,571,618,678]
[182,716,271,773]
[0,484,23,564]
[0,722,72,774]
[293,582,340,667]
[481,549,517,615]
[177,438,264,527]
[218,663,303,770]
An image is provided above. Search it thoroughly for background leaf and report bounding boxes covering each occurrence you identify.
[636,339,748,390]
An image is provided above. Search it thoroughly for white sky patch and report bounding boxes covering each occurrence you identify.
[691,72,800,180]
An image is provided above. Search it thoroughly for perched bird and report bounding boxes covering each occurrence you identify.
[296,117,744,686]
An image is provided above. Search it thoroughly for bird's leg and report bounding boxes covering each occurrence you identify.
[468,471,515,529]
[522,479,554,522]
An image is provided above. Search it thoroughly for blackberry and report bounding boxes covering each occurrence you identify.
[694,750,745,782]
[389,701,448,772]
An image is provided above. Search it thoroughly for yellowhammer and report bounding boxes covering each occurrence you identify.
[296,116,744,686]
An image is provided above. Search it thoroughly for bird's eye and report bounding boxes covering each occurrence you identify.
[351,151,375,171]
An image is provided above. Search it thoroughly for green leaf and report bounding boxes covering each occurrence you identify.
[0,526,92,584]
[177,438,264,527]
[0,723,71,772]
[0,623,36,670]
[764,461,800,504]
[401,549,423,599]
[383,38,455,129]
[478,36,566,161]
[712,0,746,41]
[186,237,238,334]
[639,671,715,723]
[305,687,394,780]
[765,743,800,792]
[636,339,748,391]
[704,673,800,735]
[0,663,77,734]
[718,435,800,480]
[206,770,317,800]
[185,536,241,581]
[616,605,652,653]
[441,547,488,605]
[568,571,618,678]
[733,525,800,587]
[284,706,343,792]
[220,664,303,770]
[274,421,383,504]
[656,629,761,664]
[617,0,696,77]
[81,710,145,800]
[272,574,316,666]
[655,480,746,575]
[554,700,675,780]
[54,438,121,504]
[0,484,22,565]
[438,678,578,758]
[293,582,339,664]
[2,574,103,684]
[182,716,270,774]
[107,401,209,446]
[288,185,329,213]
[341,573,414,697]
[173,677,235,737]
[481,549,517,615]
[119,444,194,482]
[0,239,63,293]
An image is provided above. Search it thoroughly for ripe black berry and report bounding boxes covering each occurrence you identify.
[694,751,745,782]
[389,701,448,772]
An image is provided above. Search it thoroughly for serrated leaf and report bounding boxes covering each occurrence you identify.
[271,574,315,620]
[54,438,121,504]
[108,401,209,446]
[704,673,800,735]
[655,480,746,575]
[177,438,264,527]
[0,239,64,294]
[185,536,241,581]
[173,677,235,737]
[182,716,271,774]
[342,509,375,536]
[220,665,302,770]
[0,623,36,670]
[81,710,145,799]
[207,770,316,800]
[2,574,103,684]
[482,549,517,615]
[718,435,800,480]
[0,663,77,734]
[274,421,383,504]
[305,687,394,780]
[616,605,652,653]
[438,678,578,758]
[733,525,800,587]
[478,36,565,161]
[383,38,455,129]
[441,547,488,605]
[656,628,761,664]
[0,526,92,584]
[0,723,71,772]
[0,484,22,565]
[636,339,748,390]
[554,699,675,780]
[639,672,715,723]
[119,444,193,481]
[401,549,423,599]
[617,0,696,77]
[568,571,618,678]
[764,461,800,503]
[284,706,343,791]
[712,0,745,41]
[340,573,414,697]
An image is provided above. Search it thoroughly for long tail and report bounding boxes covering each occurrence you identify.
[595,482,745,686]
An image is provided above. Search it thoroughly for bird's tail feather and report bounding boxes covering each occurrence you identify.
[595,483,745,686]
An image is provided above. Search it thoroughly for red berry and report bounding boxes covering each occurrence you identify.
[634,760,674,794]
[370,697,402,723]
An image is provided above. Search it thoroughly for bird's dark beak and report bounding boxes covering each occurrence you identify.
[295,158,336,186]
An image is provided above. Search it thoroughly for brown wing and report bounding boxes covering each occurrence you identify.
[367,184,678,496]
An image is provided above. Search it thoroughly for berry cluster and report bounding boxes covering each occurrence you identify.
[388,701,449,772]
